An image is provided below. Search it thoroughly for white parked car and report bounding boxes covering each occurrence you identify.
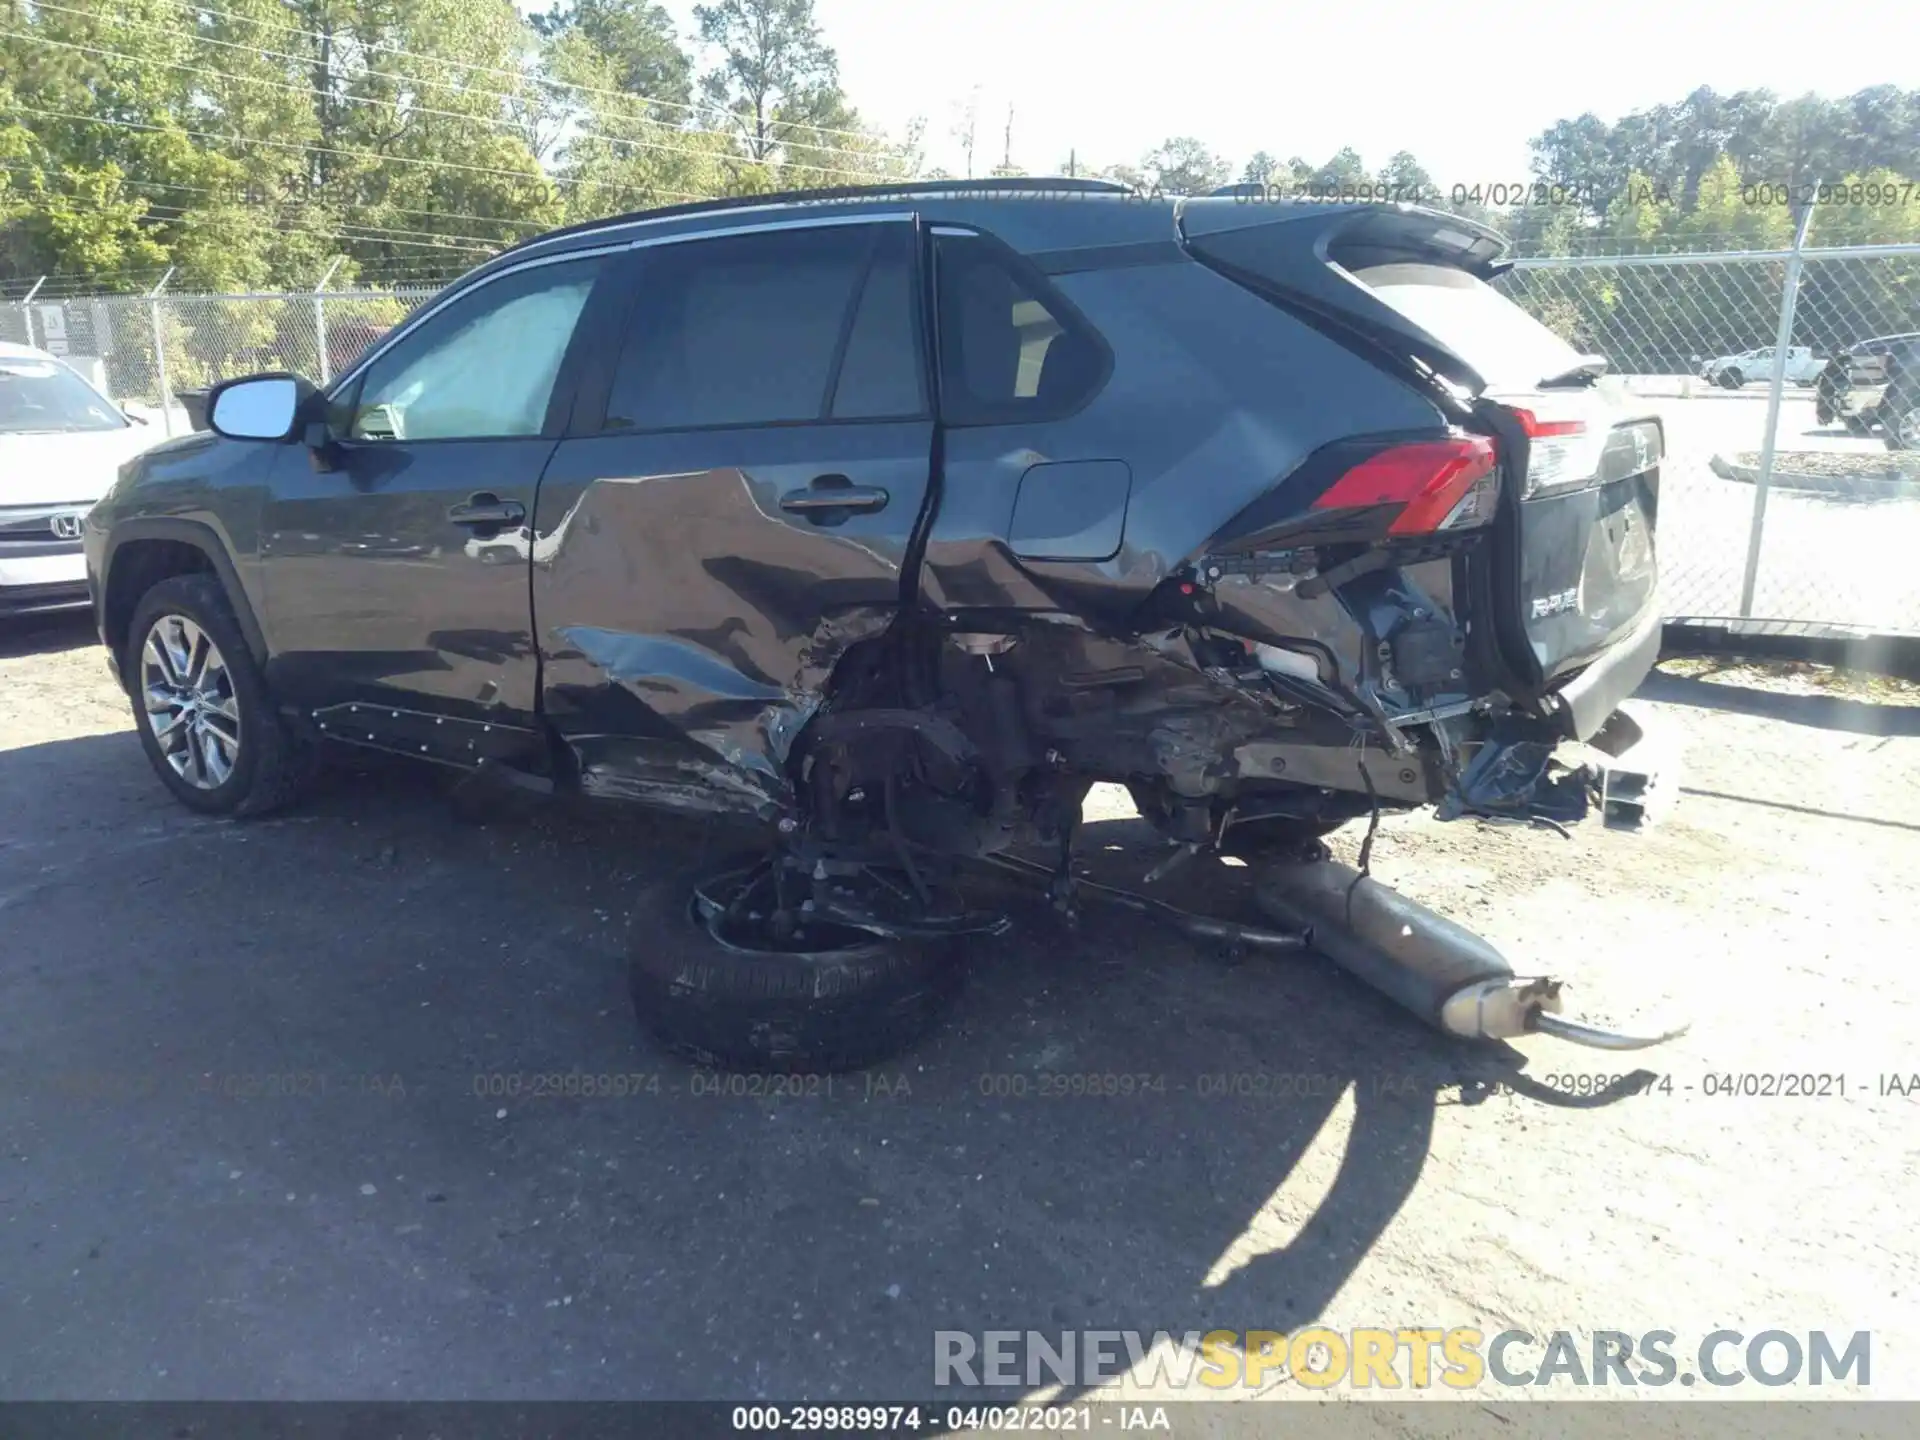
[1696,345,1826,389]
[1,341,159,618]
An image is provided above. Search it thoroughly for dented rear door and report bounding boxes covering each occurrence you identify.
[530,215,936,814]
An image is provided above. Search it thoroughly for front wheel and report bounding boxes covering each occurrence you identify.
[1719,369,1744,389]
[1844,413,1876,436]
[126,574,309,816]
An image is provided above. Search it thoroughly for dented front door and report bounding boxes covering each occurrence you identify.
[530,217,935,815]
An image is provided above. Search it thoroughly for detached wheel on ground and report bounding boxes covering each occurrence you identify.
[627,849,966,1073]
[126,573,310,816]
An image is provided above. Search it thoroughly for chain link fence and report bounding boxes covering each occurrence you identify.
[2,283,440,430]
[1501,240,1920,639]
[8,238,1919,639]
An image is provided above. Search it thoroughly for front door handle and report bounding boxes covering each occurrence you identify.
[448,494,526,528]
[778,478,889,519]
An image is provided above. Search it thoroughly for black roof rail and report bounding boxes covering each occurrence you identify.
[493,176,1135,259]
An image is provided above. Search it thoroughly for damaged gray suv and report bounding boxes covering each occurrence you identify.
[85,178,1664,1071]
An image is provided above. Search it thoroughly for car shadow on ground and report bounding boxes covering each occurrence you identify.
[1639,667,1920,736]
[0,610,96,660]
[0,730,1615,1400]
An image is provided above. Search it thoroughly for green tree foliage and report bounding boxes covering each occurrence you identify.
[0,0,914,289]
[4,6,1917,333]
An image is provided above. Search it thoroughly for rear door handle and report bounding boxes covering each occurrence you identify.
[779,481,889,518]
[448,495,526,527]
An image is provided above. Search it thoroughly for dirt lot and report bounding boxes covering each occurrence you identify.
[2,612,1917,1409]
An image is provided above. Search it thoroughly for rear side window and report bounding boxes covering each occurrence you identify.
[933,233,1108,425]
[1354,262,1585,389]
[603,222,922,432]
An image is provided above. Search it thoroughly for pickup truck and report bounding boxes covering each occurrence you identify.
[1697,345,1825,389]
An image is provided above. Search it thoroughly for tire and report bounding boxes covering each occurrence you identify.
[125,573,310,817]
[1719,369,1744,390]
[1843,413,1876,436]
[628,849,966,1073]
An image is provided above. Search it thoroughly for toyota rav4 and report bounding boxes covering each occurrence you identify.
[84,179,1665,1070]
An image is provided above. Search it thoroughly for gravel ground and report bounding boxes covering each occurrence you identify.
[2,612,1918,1410]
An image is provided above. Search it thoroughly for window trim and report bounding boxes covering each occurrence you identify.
[928,225,1114,429]
[568,214,935,439]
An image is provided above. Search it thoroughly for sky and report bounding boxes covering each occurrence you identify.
[639,0,1920,188]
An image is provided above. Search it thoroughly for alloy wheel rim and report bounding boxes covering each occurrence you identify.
[140,614,241,789]
[1898,408,1920,449]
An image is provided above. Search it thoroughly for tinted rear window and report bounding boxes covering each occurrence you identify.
[1353,262,1586,389]
[605,224,904,432]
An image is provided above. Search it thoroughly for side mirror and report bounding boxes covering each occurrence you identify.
[206,373,313,442]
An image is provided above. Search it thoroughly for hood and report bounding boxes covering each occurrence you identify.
[0,424,161,507]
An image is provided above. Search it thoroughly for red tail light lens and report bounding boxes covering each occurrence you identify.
[1310,436,1500,536]
[1510,408,1587,439]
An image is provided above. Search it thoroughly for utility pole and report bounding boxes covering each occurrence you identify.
[19,275,45,349]
[1002,105,1014,174]
[148,268,176,438]
[314,256,345,384]
[953,89,979,179]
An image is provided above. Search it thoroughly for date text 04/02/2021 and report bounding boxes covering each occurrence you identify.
[729,1405,1167,1432]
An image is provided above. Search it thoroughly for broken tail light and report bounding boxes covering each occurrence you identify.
[1510,408,1664,497]
[1309,435,1500,536]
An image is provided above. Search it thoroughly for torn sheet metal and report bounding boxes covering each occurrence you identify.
[531,469,903,812]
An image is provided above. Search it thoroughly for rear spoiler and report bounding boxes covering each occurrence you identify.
[1174,199,1510,393]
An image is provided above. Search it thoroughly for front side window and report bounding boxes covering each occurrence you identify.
[343,256,603,441]
[0,355,125,434]
[602,222,921,433]
[932,233,1108,425]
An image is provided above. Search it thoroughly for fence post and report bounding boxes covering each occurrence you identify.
[148,268,176,438]
[19,275,46,348]
[313,257,344,384]
[1737,193,1819,619]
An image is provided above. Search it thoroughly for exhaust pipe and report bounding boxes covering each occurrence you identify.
[1255,857,1686,1049]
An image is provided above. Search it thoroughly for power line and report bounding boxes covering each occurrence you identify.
[4,25,898,186]
[21,0,906,167]
[1,158,552,241]
[47,194,499,255]
[3,102,701,198]
[161,0,902,151]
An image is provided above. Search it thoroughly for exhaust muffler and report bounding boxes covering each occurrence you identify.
[1255,856,1685,1049]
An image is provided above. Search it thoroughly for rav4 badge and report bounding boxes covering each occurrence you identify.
[1530,586,1579,619]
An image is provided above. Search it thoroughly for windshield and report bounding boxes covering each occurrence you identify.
[0,357,126,434]
[1352,262,1588,389]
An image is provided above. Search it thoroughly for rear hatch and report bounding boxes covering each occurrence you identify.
[1179,201,1663,696]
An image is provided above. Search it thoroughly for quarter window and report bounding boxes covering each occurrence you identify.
[933,233,1107,425]
[342,256,603,441]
